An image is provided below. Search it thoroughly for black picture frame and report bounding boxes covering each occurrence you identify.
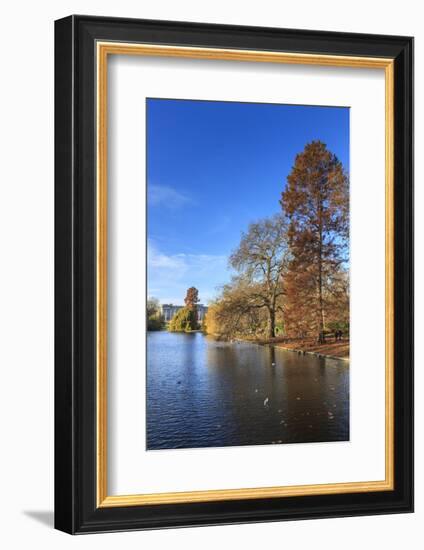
[55,15,413,534]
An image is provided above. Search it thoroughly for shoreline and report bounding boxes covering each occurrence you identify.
[273,344,349,363]
[233,336,350,362]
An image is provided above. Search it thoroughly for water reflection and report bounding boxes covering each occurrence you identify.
[146,332,349,450]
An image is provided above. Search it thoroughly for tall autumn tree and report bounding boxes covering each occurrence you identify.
[184,287,200,311]
[183,286,200,330]
[281,140,349,340]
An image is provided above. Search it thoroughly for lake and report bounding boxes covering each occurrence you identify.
[146,331,349,450]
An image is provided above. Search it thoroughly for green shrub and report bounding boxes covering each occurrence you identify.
[147,315,165,331]
[169,306,198,332]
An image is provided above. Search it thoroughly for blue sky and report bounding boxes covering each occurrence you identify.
[147,98,349,305]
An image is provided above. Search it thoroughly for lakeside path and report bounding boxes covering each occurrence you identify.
[276,342,349,362]
[242,336,349,361]
[274,339,349,361]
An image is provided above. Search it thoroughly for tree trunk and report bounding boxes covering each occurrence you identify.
[318,259,325,341]
[317,199,325,342]
[267,307,275,339]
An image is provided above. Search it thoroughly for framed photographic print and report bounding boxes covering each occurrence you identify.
[54,15,413,533]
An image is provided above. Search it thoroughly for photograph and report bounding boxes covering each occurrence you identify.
[51,11,413,536]
[146,98,350,450]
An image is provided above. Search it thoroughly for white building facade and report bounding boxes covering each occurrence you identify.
[161,303,208,323]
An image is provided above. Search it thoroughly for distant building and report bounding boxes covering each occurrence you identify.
[161,304,182,322]
[161,303,208,323]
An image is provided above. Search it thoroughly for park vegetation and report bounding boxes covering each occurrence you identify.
[204,140,349,343]
[147,297,165,331]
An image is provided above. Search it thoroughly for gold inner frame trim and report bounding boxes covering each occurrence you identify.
[96,41,395,508]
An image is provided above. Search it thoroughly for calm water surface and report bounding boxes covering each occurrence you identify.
[146,331,349,450]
